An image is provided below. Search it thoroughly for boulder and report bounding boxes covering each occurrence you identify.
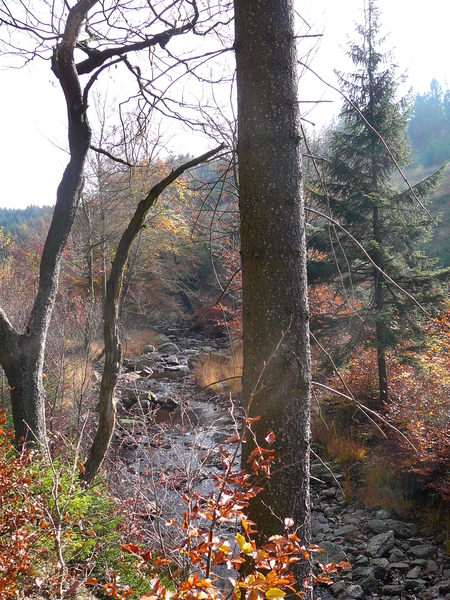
[337,584,364,600]
[409,545,437,559]
[369,557,390,580]
[387,519,418,538]
[366,530,395,558]
[158,342,180,354]
[319,541,348,564]
[382,584,405,595]
[367,519,387,534]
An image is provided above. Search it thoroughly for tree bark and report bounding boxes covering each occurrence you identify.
[82,145,224,484]
[235,0,312,592]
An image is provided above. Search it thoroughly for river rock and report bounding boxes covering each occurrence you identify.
[334,525,360,542]
[410,545,438,559]
[387,519,418,538]
[382,583,405,595]
[358,574,378,593]
[134,358,154,370]
[366,530,395,558]
[337,584,364,599]
[367,519,388,534]
[330,581,347,596]
[407,565,422,578]
[165,355,180,365]
[322,487,337,499]
[369,557,390,580]
[390,562,410,571]
[319,541,348,564]
[353,566,373,578]
[155,334,171,344]
[375,509,391,519]
[158,342,180,354]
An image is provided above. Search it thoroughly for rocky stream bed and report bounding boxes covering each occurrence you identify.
[92,329,449,600]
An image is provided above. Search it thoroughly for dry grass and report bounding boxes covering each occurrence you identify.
[193,350,243,395]
[122,329,161,358]
[358,455,400,511]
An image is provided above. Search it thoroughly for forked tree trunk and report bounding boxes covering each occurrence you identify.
[235,0,312,592]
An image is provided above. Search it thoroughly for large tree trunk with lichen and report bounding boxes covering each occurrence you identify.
[235,0,312,591]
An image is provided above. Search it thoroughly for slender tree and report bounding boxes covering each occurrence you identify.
[307,0,448,406]
[235,0,312,590]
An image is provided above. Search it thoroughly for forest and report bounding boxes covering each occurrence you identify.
[0,0,449,598]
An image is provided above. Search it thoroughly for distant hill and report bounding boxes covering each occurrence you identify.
[0,205,53,233]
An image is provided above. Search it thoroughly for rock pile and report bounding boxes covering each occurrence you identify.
[311,459,449,600]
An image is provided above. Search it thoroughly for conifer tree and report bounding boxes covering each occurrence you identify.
[308,0,448,406]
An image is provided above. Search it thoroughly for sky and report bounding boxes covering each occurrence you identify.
[0,0,449,210]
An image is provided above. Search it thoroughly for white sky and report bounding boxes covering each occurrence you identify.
[0,0,448,210]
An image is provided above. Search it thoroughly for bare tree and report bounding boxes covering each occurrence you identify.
[0,0,230,445]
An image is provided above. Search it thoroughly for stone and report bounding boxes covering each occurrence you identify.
[354,555,369,566]
[134,358,154,370]
[367,519,388,534]
[409,538,426,546]
[407,565,422,578]
[366,530,395,558]
[375,510,391,519]
[166,354,180,365]
[382,584,405,595]
[405,579,427,590]
[409,545,437,559]
[435,531,448,545]
[143,344,156,353]
[156,334,171,343]
[370,558,390,580]
[330,581,347,596]
[319,541,348,564]
[358,575,378,593]
[353,567,374,578]
[158,342,180,354]
[427,560,438,574]
[389,548,405,559]
[387,519,418,538]
[324,506,337,518]
[337,584,365,600]
[334,525,360,542]
[312,521,331,536]
[390,562,411,571]
[321,487,337,499]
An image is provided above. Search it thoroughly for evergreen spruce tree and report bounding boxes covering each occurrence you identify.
[307,0,448,406]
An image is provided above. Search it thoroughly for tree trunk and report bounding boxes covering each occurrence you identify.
[235,0,312,591]
[0,0,97,446]
[373,199,388,407]
[82,145,224,484]
[0,319,46,444]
